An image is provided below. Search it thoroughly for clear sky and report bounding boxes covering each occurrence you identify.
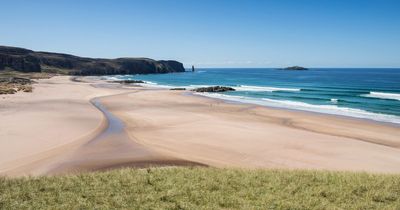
[1,0,399,68]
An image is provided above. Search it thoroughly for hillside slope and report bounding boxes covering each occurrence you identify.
[0,46,185,75]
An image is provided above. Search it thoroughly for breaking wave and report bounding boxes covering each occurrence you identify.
[362,92,400,101]
[235,85,300,92]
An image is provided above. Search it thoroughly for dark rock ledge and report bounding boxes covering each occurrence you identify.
[192,86,235,92]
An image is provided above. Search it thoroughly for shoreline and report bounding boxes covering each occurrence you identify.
[189,91,400,126]
[187,91,400,128]
[186,91,400,148]
[1,76,400,176]
[100,86,400,173]
[127,76,400,126]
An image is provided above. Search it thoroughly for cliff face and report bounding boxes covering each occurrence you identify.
[0,46,185,75]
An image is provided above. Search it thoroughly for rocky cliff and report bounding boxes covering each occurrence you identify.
[0,46,185,75]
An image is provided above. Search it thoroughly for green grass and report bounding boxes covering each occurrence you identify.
[0,70,60,79]
[1,168,400,209]
[0,70,61,94]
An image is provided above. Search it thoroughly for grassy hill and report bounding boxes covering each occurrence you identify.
[1,168,399,209]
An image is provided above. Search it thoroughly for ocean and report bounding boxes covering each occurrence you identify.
[105,68,400,125]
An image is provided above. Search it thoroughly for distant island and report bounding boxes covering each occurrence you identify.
[0,46,185,75]
[282,66,308,70]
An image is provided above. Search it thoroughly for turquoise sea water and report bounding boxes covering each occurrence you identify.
[106,68,400,124]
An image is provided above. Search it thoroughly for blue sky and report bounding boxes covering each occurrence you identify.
[1,0,399,68]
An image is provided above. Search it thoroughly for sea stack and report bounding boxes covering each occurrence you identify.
[192,65,195,72]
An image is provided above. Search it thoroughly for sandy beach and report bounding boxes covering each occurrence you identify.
[1,76,400,176]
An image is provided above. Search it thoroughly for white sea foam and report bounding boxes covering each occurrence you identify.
[235,85,300,92]
[362,92,400,101]
[102,76,121,81]
[195,92,400,124]
[102,75,132,81]
[139,81,177,89]
[330,98,338,103]
[103,76,175,89]
[189,84,218,88]
[144,81,158,85]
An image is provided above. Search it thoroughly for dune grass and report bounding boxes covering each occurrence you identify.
[1,167,400,209]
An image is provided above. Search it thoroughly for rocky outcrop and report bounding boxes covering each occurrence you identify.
[0,46,185,75]
[110,80,145,84]
[282,66,308,70]
[170,88,186,91]
[192,86,235,92]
